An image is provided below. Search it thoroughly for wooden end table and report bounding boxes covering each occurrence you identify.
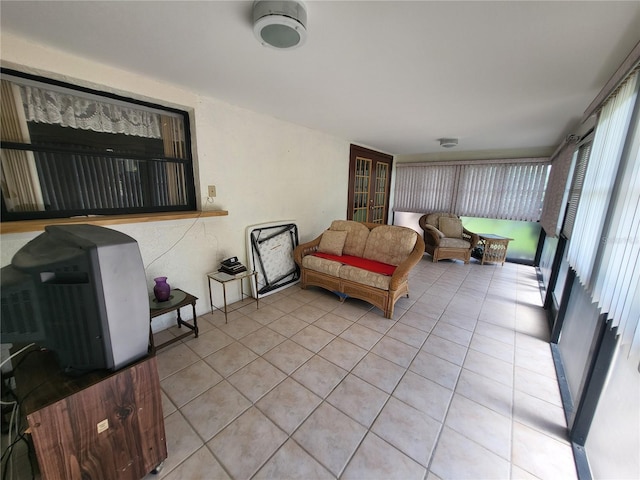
[475,234,514,265]
[149,288,198,350]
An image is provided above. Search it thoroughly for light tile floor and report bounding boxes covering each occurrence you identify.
[2,259,577,480]
[146,259,577,480]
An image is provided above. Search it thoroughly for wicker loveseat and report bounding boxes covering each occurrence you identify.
[419,213,478,264]
[293,220,425,318]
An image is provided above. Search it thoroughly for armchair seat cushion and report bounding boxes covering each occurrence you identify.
[440,238,472,249]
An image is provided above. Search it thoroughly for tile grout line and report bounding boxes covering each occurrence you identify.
[154,261,565,480]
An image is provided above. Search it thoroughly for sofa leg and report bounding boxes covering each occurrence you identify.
[384,304,394,319]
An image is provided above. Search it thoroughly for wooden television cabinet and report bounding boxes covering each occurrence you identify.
[14,348,167,480]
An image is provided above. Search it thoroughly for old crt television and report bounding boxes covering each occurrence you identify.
[1,224,149,374]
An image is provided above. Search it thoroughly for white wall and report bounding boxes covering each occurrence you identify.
[0,33,350,331]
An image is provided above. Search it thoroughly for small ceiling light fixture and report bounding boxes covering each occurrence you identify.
[439,138,459,148]
[253,0,308,50]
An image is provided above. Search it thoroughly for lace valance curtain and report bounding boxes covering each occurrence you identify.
[394,158,551,222]
[19,85,162,139]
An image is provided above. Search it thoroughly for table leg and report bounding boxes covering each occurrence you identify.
[174,304,198,337]
[191,302,198,337]
[481,240,487,265]
[222,282,228,324]
[208,277,214,313]
[253,274,259,310]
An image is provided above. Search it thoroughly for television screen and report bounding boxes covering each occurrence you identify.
[1,224,150,374]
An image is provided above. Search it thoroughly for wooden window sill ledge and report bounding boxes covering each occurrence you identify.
[0,210,229,235]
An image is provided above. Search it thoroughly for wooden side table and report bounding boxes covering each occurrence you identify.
[207,270,259,323]
[149,288,198,350]
[475,234,514,265]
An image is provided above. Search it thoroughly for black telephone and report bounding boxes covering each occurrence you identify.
[221,256,240,268]
[219,256,247,274]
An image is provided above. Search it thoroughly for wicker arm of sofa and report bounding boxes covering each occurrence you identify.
[389,235,424,290]
[293,235,323,267]
[388,234,425,291]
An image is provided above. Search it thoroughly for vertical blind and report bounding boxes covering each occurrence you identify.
[394,164,459,214]
[539,138,580,237]
[594,122,639,352]
[562,140,592,239]
[394,158,550,222]
[566,67,640,354]
[567,70,639,287]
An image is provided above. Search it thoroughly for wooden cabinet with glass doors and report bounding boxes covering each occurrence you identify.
[347,145,393,224]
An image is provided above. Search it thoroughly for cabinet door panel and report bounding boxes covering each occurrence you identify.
[26,356,166,480]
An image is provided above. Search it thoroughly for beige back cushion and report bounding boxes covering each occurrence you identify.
[439,216,463,238]
[317,230,347,256]
[362,225,417,266]
[426,212,459,228]
[329,220,370,257]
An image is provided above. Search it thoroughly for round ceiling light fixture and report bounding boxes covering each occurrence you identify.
[439,138,459,148]
[253,0,308,50]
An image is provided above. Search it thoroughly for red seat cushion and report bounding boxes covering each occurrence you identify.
[312,252,396,276]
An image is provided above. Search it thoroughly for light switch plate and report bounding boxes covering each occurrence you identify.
[208,185,216,197]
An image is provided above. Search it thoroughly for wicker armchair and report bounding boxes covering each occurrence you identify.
[419,213,478,264]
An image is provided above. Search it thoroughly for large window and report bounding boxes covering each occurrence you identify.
[394,158,551,222]
[0,70,196,221]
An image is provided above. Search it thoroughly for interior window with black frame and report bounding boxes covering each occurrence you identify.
[0,70,196,221]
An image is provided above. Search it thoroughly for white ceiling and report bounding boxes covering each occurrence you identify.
[1,1,639,156]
